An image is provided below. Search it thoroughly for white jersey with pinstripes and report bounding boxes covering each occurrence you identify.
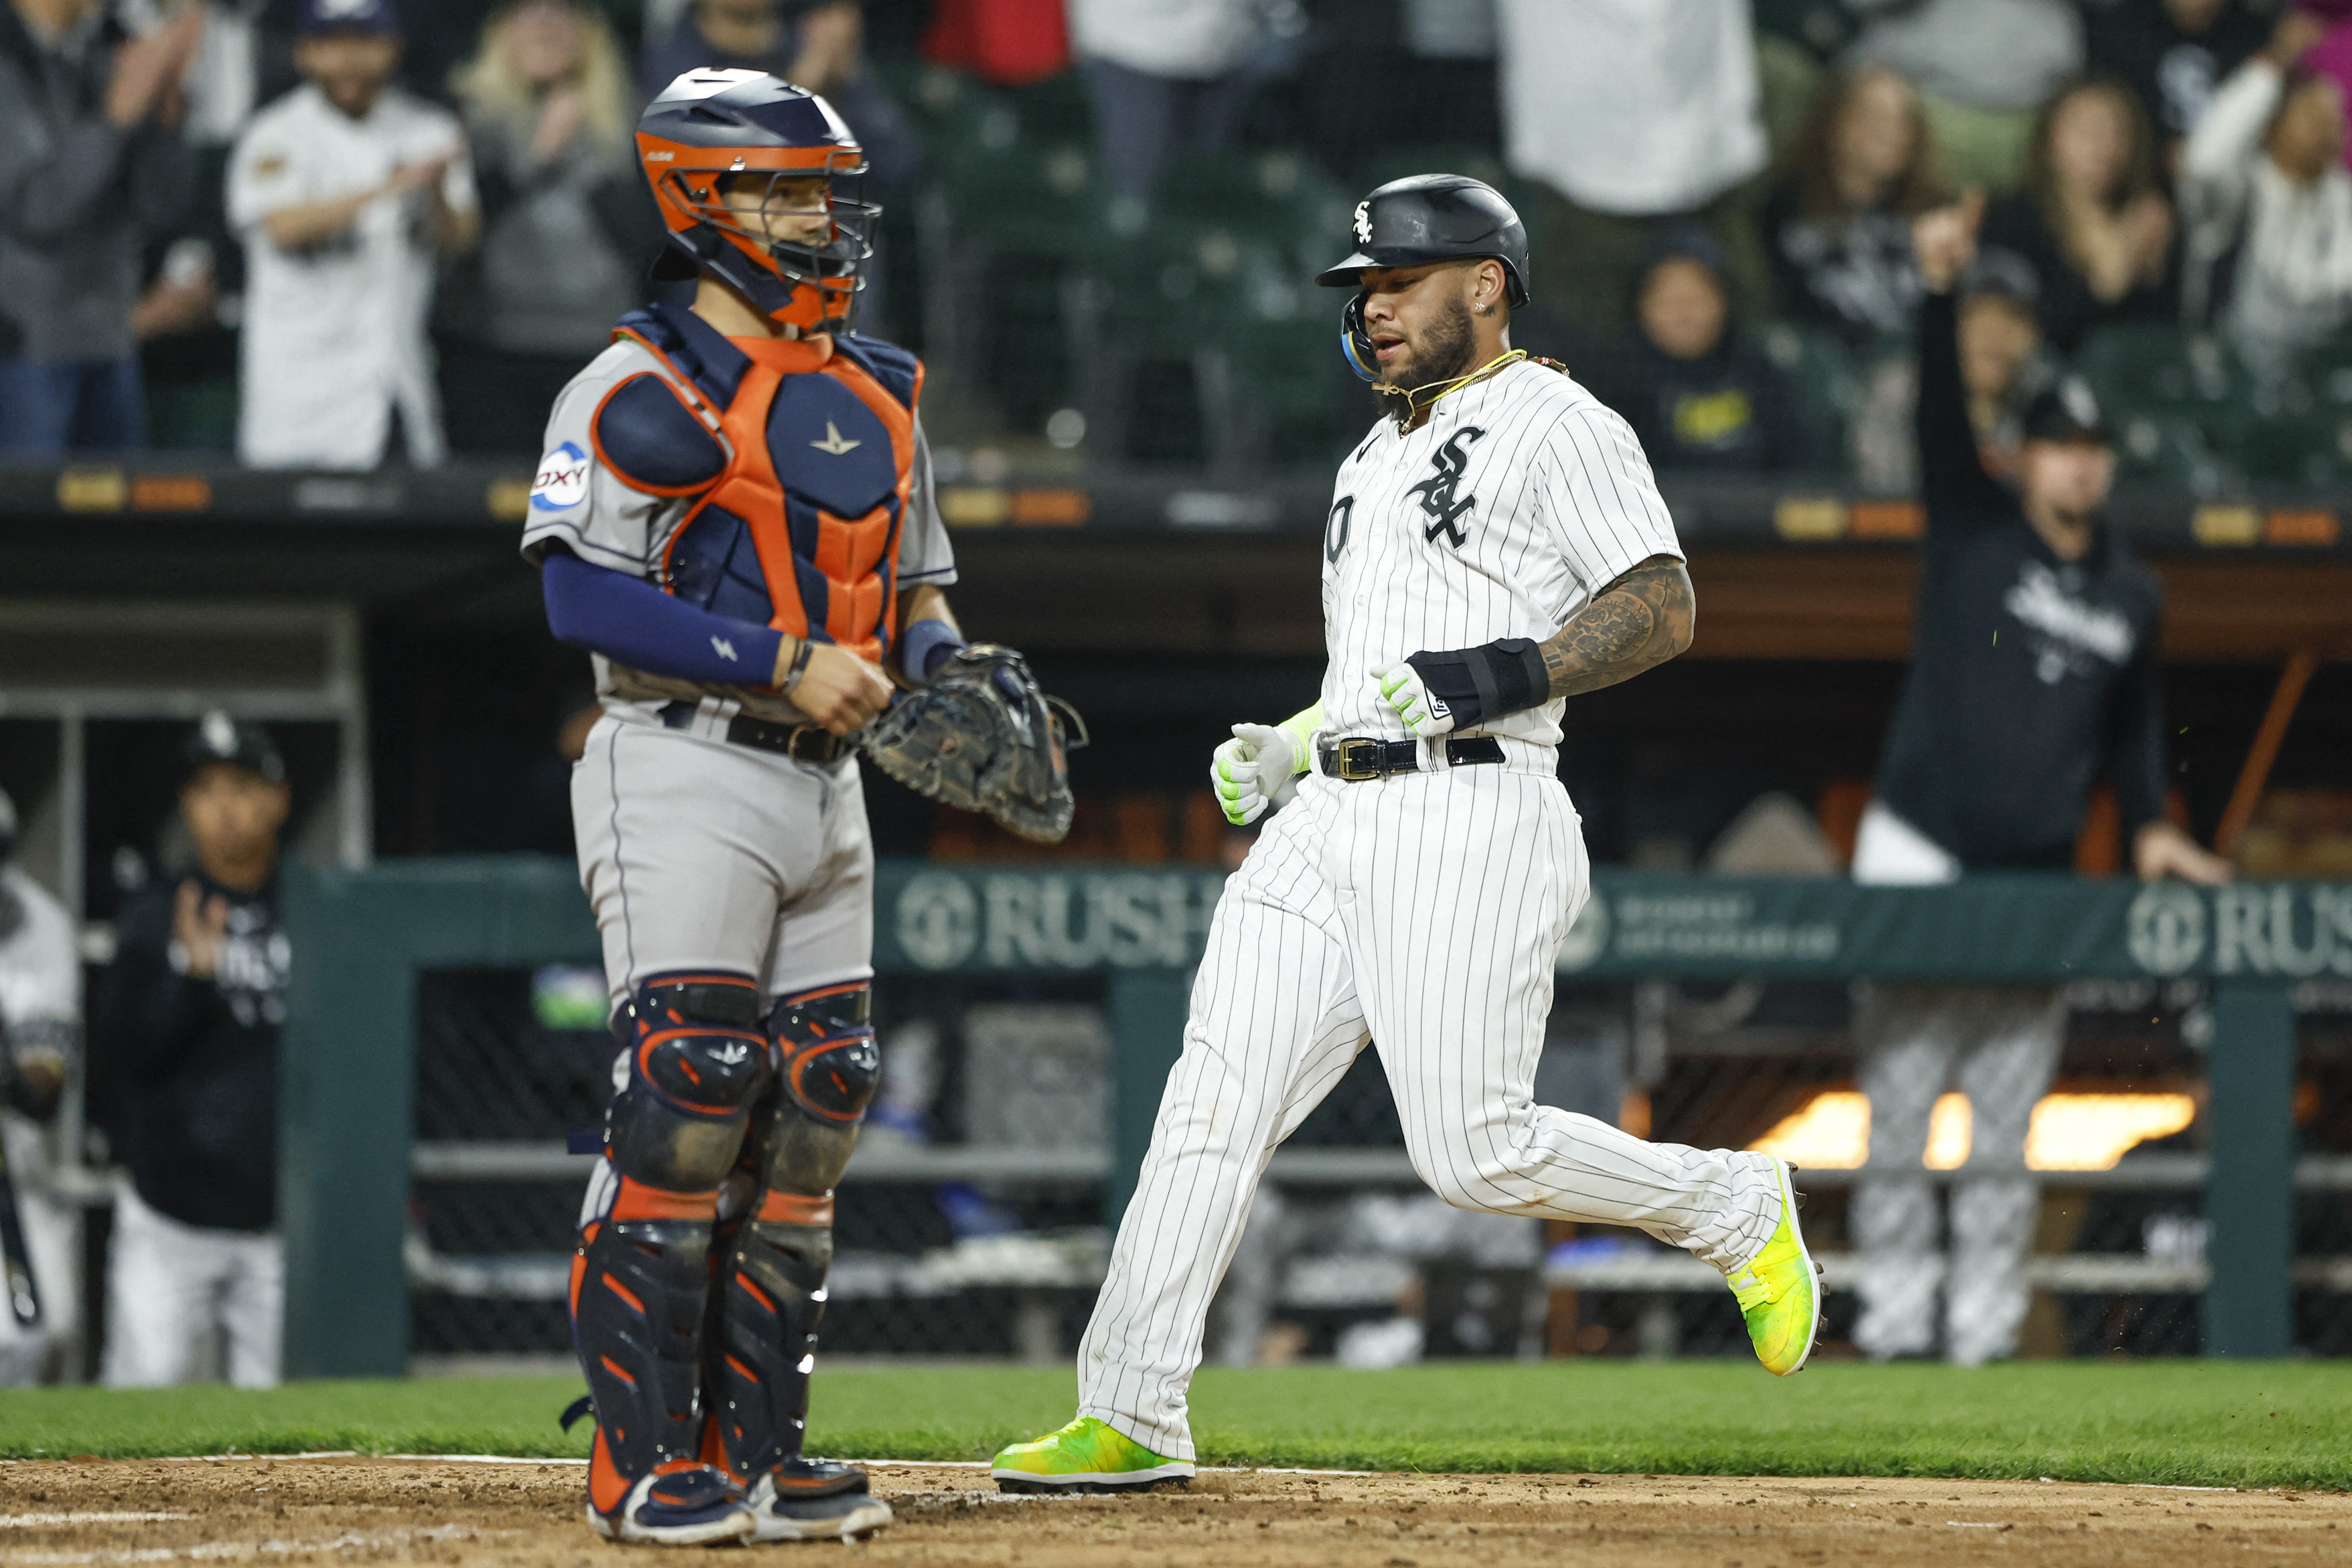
[1319,357,1683,747]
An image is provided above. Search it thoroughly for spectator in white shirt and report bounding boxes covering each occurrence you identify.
[227,0,478,469]
[2181,9,2352,382]
[1494,0,1769,337]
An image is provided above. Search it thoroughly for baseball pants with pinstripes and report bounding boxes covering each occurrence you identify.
[1078,752,1783,1462]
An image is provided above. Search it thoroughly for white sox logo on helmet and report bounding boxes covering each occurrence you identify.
[1354,201,1372,248]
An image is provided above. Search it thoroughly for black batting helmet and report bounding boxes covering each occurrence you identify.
[1317,175,1530,302]
[1318,175,1530,381]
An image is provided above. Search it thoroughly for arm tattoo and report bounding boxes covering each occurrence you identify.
[1538,556,1696,699]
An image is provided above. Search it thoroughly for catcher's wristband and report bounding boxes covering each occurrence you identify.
[779,636,814,696]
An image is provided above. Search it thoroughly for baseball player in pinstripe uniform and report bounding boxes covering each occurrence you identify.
[993,177,1822,1493]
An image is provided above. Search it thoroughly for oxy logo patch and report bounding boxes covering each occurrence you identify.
[531,442,590,512]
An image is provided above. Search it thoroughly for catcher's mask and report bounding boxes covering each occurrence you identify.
[638,68,876,333]
[1320,174,1531,383]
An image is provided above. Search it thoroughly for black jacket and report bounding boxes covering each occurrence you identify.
[99,871,286,1232]
[1870,290,2169,868]
[1590,330,1816,474]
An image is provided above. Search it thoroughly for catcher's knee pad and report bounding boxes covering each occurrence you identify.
[758,981,878,1193]
[607,972,773,1192]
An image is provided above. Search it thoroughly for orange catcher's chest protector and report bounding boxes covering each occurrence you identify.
[592,302,921,665]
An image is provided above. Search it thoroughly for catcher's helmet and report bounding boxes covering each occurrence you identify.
[1318,175,1530,381]
[637,69,876,332]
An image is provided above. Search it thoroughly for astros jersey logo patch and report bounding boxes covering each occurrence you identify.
[532,442,590,512]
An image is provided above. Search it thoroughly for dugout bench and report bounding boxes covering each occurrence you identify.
[280,855,2344,1377]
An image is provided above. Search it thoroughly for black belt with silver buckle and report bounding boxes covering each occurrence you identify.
[1315,734,1505,781]
[659,701,847,764]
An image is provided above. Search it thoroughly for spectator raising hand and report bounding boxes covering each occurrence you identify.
[1980,80,2176,353]
[440,0,653,454]
[0,0,201,453]
[2179,5,2352,380]
[227,0,479,469]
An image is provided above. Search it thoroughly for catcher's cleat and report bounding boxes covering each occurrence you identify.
[586,1463,755,1546]
[991,1416,1194,1494]
[743,1458,893,1542]
[1723,1156,1822,1376]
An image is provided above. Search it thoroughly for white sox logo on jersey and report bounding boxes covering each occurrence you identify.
[1406,426,1486,547]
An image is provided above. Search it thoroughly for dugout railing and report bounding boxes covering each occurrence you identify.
[280,855,2344,1377]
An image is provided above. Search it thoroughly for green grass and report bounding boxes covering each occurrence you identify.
[4,1362,2348,1489]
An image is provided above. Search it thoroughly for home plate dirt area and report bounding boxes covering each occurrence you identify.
[1,1457,2346,1567]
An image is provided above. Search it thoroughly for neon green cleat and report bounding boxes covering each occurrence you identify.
[991,1416,1194,1494]
[1724,1156,1822,1376]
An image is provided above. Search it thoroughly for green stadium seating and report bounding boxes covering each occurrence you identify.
[1757,323,1863,478]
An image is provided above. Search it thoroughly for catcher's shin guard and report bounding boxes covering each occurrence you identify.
[572,972,771,1538]
[706,981,878,1506]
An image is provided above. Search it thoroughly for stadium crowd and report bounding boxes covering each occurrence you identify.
[0,0,2345,484]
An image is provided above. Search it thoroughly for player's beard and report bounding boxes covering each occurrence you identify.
[1382,295,1477,392]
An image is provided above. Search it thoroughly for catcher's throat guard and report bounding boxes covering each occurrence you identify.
[639,69,876,333]
[859,645,1087,844]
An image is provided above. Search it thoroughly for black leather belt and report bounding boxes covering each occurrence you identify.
[1316,734,1504,781]
[659,701,848,764]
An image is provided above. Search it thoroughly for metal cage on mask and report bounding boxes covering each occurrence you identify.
[647,150,880,332]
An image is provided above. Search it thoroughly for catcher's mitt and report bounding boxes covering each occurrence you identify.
[858,644,1087,843]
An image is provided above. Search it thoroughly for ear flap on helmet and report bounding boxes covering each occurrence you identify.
[1339,291,1378,382]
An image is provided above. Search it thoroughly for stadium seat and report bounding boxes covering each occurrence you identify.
[1757,323,1862,478]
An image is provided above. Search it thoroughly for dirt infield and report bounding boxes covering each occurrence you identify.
[1,1456,2345,1566]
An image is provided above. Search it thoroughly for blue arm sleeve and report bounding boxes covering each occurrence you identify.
[542,550,785,688]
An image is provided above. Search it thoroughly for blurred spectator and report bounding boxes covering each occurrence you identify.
[640,0,916,329]
[1846,0,2084,189]
[121,0,293,452]
[228,0,478,469]
[2084,0,2270,167]
[1850,196,2227,1369]
[1495,0,1770,338]
[1591,228,1816,473]
[918,0,1071,86]
[1980,78,2175,354]
[1064,0,1269,200]
[1764,66,1950,342]
[0,788,79,1386]
[642,0,917,190]
[2297,0,2352,165]
[439,0,650,455]
[1304,0,1499,183]
[2180,10,2352,381]
[0,0,201,454]
[99,715,293,1389]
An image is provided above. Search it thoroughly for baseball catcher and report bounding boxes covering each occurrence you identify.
[522,69,1071,1546]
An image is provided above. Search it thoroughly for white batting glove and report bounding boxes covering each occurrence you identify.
[1210,723,1297,825]
[1375,661,1456,739]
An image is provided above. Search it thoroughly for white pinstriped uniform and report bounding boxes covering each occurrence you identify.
[1077,360,1783,1460]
